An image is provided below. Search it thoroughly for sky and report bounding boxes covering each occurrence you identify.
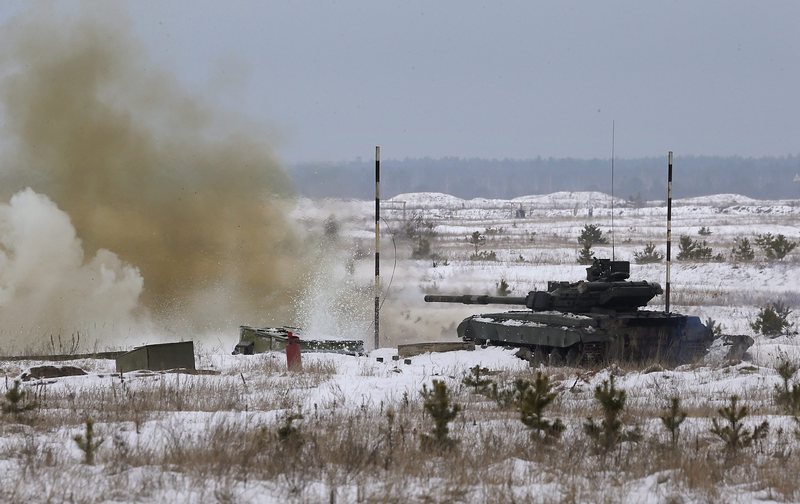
[2,1,799,164]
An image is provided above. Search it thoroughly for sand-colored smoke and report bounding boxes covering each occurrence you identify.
[0,5,303,347]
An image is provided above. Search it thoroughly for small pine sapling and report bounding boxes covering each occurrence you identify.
[2,380,37,419]
[577,243,595,265]
[703,318,723,339]
[659,397,688,448]
[583,376,641,454]
[633,242,664,264]
[420,380,461,450]
[755,233,798,261]
[750,302,795,337]
[462,365,493,392]
[491,378,531,409]
[709,395,769,457]
[731,237,755,262]
[578,224,608,247]
[74,419,104,465]
[774,360,800,416]
[495,278,511,296]
[677,235,722,261]
[518,372,565,443]
[277,414,304,443]
[382,408,396,471]
[467,231,486,256]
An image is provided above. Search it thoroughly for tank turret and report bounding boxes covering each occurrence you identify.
[425,258,662,314]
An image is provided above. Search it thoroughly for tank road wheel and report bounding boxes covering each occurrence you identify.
[531,346,547,367]
[548,348,565,367]
[583,343,608,367]
[565,345,585,366]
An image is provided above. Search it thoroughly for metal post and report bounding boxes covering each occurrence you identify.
[666,151,673,314]
[611,120,615,260]
[374,146,381,349]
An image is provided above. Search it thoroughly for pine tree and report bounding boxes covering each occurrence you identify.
[774,360,800,415]
[584,376,640,454]
[755,233,798,261]
[731,237,755,262]
[633,242,664,264]
[467,231,486,255]
[420,380,461,450]
[577,243,595,265]
[74,419,104,465]
[462,365,493,392]
[751,302,795,337]
[518,372,565,443]
[660,397,688,448]
[2,380,37,419]
[578,224,608,247]
[710,395,769,457]
[495,278,511,296]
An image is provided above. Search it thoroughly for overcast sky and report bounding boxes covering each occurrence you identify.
[3,1,800,164]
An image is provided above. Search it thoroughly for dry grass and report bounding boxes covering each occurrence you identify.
[3,359,800,503]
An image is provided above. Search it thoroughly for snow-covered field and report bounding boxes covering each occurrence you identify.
[2,191,800,503]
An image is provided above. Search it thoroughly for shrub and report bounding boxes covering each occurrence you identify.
[462,365,493,392]
[583,376,641,454]
[710,395,768,457]
[577,243,595,265]
[495,278,511,296]
[467,231,486,255]
[277,414,304,443]
[578,224,608,248]
[676,235,723,262]
[412,237,432,260]
[773,359,800,416]
[401,213,437,259]
[491,378,534,409]
[470,250,497,261]
[755,233,798,261]
[518,372,565,443]
[660,397,687,448]
[698,226,712,236]
[633,242,664,264]
[2,380,37,420]
[74,418,104,465]
[420,380,460,450]
[704,317,723,338]
[731,237,755,262]
[750,302,795,337]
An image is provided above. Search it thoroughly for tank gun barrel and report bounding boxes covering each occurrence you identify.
[424,294,528,305]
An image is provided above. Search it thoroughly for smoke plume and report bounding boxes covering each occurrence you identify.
[0,5,303,349]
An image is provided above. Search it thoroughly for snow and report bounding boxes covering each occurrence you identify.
[2,189,800,502]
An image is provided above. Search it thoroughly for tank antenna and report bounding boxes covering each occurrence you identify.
[610,120,615,261]
[665,151,673,314]
[374,146,381,349]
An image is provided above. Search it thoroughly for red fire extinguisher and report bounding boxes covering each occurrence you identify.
[286,331,302,371]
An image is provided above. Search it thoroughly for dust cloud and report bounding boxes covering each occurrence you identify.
[0,5,304,350]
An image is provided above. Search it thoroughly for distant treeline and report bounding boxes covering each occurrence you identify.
[289,155,800,201]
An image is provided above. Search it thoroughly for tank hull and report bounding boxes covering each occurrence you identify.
[457,310,713,365]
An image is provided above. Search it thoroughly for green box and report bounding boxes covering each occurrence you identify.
[116,341,196,373]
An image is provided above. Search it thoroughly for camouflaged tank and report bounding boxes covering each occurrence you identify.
[425,259,716,365]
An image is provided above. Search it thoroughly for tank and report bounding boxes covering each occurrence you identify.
[424,258,715,365]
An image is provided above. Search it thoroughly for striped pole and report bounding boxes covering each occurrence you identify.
[374,146,381,349]
[666,151,673,314]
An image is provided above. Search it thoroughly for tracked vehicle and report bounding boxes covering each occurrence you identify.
[425,259,716,365]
